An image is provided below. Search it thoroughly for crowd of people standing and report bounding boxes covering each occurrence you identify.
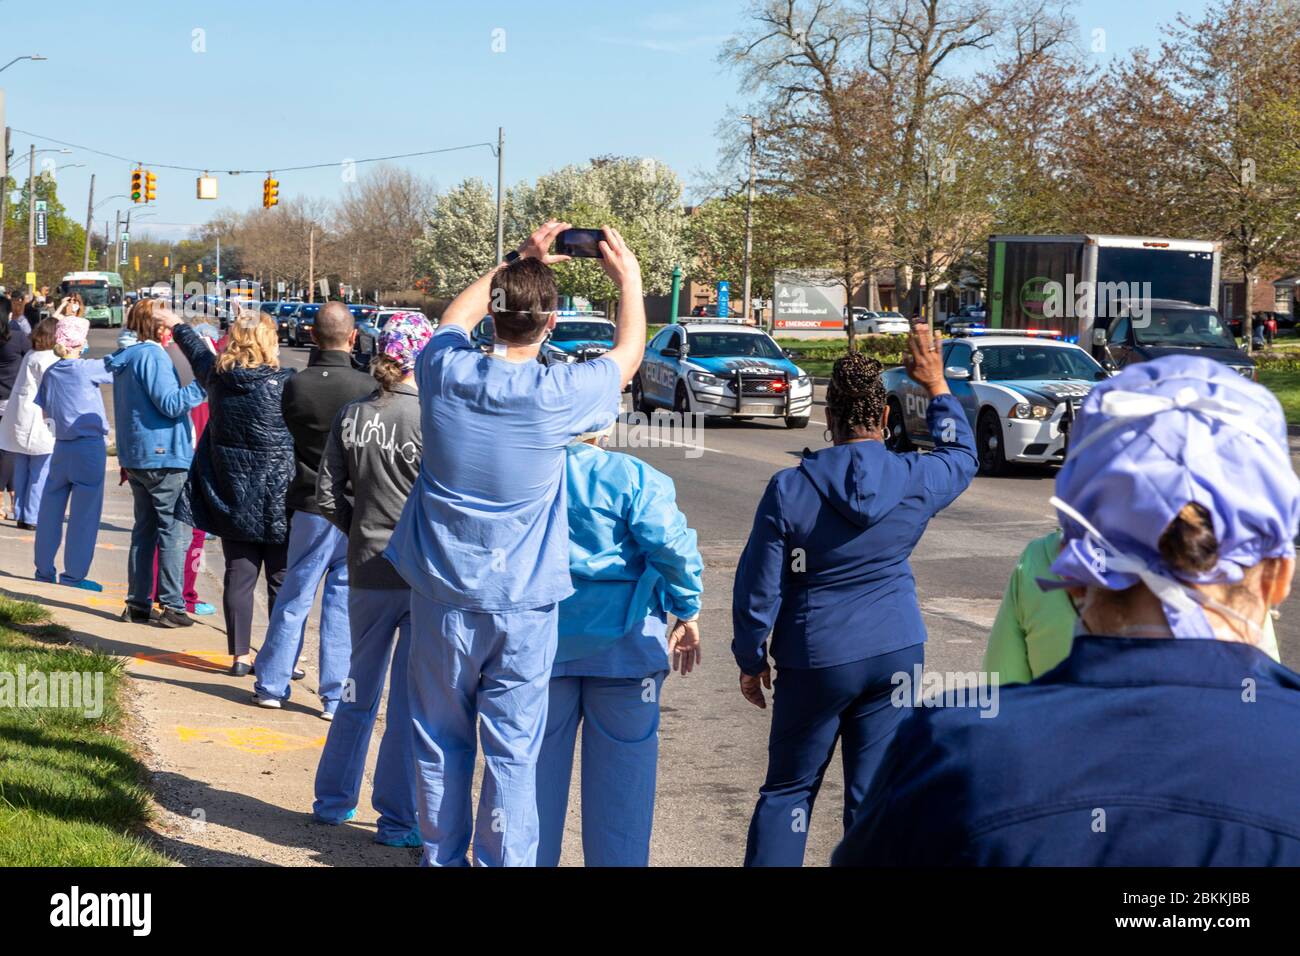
[1,217,1299,867]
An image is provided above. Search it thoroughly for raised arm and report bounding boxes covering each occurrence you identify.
[165,316,218,389]
[595,227,645,387]
[438,220,573,334]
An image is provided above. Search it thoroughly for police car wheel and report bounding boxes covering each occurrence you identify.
[631,375,654,413]
[674,382,691,415]
[977,410,1009,476]
[785,416,810,429]
[885,398,912,452]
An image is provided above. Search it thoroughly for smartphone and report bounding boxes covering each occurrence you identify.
[555,228,605,259]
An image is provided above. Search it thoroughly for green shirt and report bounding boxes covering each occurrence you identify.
[984,529,1281,684]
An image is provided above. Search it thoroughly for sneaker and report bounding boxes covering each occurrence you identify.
[251,694,282,709]
[15,521,35,531]
[120,606,152,624]
[319,708,335,722]
[190,602,217,616]
[156,607,194,628]
[292,667,306,681]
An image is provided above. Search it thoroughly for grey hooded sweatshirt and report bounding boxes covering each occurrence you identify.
[316,382,421,589]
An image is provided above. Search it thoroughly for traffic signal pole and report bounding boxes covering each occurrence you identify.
[26,143,34,276]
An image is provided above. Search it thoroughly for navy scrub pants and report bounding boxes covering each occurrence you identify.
[744,642,924,867]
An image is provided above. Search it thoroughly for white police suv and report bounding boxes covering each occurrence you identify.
[882,329,1109,474]
[632,321,814,428]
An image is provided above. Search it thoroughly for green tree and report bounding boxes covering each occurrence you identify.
[411,178,499,298]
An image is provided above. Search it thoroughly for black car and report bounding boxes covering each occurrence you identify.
[348,304,380,354]
[289,303,322,347]
[1094,298,1256,379]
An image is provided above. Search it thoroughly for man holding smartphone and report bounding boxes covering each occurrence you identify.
[386,220,645,866]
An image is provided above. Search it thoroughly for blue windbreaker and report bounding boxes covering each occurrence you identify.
[732,393,977,675]
[556,442,703,667]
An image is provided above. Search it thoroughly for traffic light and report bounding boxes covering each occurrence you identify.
[262,174,279,208]
[130,168,143,203]
[145,170,157,203]
[163,255,169,268]
[133,255,140,271]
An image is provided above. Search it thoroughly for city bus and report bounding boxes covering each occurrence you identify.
[59,271,126,327]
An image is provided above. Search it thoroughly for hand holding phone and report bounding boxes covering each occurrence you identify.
[555,228,605,259]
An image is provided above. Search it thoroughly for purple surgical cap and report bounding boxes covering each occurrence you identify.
[1048,354,1300,638]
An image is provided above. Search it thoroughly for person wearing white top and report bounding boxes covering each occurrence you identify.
[0,314,58,529]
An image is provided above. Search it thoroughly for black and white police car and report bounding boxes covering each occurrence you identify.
[632,320,814,428]
[882,329,1110,474]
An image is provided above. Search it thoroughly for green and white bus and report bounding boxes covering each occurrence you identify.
[59,271,126,327]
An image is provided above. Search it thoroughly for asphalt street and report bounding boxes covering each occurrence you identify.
[72,326,1300,866]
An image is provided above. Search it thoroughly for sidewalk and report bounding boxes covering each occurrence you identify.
[0,456,417,866]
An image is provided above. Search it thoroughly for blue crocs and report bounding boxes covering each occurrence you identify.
[376,829,423,848]
[313,808,357,826]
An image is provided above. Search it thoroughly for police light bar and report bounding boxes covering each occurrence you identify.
[957,328,1062,339]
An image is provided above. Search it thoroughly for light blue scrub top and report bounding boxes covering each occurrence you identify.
[386,325,622,612]
[553,442,703,679]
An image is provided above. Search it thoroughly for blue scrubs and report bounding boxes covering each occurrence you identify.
[34,437,106,585]
[745,643,923,866]
[733,393,978,866]
[535,443,703,866]
[313,586,416,844]
[406,592,557,867]
[13,452,50,525]
[385,326,622,867]
[253,511,351,713]
[833,637,1300,866]
[32,359,112,587]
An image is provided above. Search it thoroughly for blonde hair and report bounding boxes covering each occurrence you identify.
[53,342,82,359]
[216,310,280,373]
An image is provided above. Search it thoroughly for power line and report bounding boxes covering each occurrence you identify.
[9,128,498,174]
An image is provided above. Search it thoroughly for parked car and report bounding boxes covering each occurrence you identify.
[845,308,909,335]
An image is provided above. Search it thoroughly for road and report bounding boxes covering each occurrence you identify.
[34,327,1297,866]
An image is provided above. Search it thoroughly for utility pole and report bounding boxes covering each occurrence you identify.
[113,212,121,271]
[26,143,34,277]
[0,123,8,275]
[308,226,315,303]
[495,126,505,263]
[742,115,757,327]
[82,173,95,270]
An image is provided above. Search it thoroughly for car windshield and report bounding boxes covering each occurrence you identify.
[552,321,615,342]
[686,332,783,359]
[1131,307,1236,348]
[300,306,320,318]
[978,345,1105,381]
[876,312,904,319]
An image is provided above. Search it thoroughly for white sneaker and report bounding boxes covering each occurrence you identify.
[319,710,334,722]
[251,694,282,709]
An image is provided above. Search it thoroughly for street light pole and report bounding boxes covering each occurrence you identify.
[495,126,505,264]
[83,173,95,270]
[26,143,34,278]
[742,115,757,327]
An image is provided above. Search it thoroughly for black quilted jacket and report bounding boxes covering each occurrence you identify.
[173,324,296,543]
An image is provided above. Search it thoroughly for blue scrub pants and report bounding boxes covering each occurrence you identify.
[34,437,105,586]
[253,511,351,710]
[13,452,50,525]
[313,586,417,843]
[536,672,667,867]
[745,643,925,867]
[406,592,557,867]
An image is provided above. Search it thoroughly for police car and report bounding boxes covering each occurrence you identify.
[539,312,615,367]
[882,329,1109,474]
[632,321,814,428]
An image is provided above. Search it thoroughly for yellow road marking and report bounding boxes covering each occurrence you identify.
[176,726,326,754]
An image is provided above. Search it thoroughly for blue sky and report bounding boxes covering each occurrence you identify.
[5,0,1204,242]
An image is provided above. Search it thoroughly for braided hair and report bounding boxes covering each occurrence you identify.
[826,351,886,435]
